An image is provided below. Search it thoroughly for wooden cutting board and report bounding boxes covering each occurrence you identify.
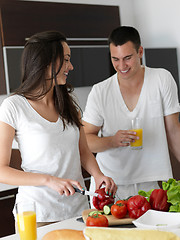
[82,209,134,226]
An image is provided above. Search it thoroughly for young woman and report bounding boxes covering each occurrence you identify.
[0,31,117,226]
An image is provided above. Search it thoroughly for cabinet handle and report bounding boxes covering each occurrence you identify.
[84,177,91,181]
[0,194,15,201]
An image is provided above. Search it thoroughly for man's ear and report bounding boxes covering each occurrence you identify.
[138,46,143,58]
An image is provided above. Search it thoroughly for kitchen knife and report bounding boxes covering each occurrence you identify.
[74,187,99,197]
[74,187,109,198]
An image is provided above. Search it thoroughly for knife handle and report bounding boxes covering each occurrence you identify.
[74,187,85,195]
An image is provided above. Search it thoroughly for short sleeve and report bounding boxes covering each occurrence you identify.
[83,85,104,127]
[0,98,17,129]
[161,70,180,116]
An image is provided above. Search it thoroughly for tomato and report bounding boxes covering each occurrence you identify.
[86,213,109,227]
[111,202,127,219]
[116,200,128,206]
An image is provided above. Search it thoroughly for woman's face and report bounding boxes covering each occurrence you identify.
[46,42,74,85]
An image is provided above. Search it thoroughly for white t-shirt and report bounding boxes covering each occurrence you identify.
[83,66,180,185]
[0,95,89,222]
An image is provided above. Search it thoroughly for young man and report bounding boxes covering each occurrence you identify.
[83,26,180,203]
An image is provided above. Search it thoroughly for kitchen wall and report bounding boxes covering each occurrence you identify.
[1,0,180,111]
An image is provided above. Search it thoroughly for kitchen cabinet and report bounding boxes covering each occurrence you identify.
[0,1,120,46]
[0,149,21,237]
[0,188,18,238]
[144,48,180,101]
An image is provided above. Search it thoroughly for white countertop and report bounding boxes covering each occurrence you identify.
[0,183,18,193]
[1,216,180,240]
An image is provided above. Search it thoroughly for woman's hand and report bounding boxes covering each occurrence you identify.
[94,174,117,198]
[45,176,83,196]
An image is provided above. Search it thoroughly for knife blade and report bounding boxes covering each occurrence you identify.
[74,187,109,198]
[74,187,98,197]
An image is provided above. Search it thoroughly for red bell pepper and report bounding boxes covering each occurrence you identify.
[92,187,114,210]
[127,195,151,219]
[149,189,169,211]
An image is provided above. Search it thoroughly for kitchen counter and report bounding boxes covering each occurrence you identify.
[1,216,180,240]
[0,184,18,193]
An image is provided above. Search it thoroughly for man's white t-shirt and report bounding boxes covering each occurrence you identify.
[83,66,180,185]
[0,95,89,222]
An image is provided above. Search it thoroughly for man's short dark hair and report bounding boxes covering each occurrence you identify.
[108,26,141,52]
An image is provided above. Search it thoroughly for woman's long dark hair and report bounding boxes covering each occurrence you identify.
[14,31,82,129]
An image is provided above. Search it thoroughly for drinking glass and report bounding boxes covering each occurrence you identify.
[130,118,143,150]
[16,201,37,240]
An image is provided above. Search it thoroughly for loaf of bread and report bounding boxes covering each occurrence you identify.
[42,229,85,240]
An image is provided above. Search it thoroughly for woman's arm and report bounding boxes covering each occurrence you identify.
[0,121,83,196]
[78,124,117,196]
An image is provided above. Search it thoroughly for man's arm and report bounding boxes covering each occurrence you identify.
[164,112,180,162]
[83,120,137,153]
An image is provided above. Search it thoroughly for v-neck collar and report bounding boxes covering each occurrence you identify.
[115,66,147,116]
[23,96,60,124]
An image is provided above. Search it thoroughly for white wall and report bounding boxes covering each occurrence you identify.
[131,0,180,82]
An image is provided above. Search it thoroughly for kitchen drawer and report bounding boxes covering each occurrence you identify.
[0,188,18,237]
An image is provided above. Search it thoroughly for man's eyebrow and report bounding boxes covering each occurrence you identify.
[111,56,119,59]
[64,54,71,57]
[111,54,133,60]
[123,54,133,59]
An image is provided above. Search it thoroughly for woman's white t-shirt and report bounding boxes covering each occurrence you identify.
[0,95,89,222]
[83,66,180,185]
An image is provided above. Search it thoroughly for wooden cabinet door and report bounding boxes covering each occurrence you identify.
[0,189,18,237]
[0,1,120,46]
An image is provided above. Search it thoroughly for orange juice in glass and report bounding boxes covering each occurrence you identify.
[16,201,37,240]
[131,118,143,150]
